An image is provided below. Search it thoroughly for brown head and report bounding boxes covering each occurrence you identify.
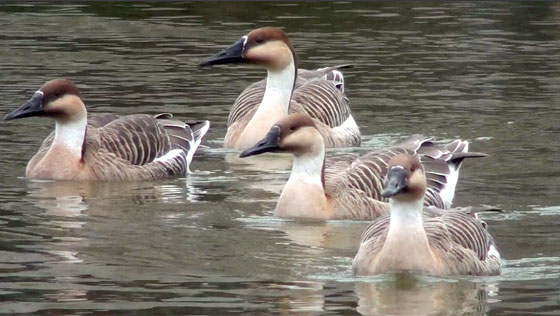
[5,78,86,122]
[239,113,323,158]
[200,27,297,71]
[382,154,427,202]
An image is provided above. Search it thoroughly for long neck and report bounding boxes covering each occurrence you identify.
[380,197,435,269]
[289,145,325,188]
[236,58,296,149]
[53,116,88,158]
[387,198,425,234]
[276,142,329,219]
[259,58,296,116]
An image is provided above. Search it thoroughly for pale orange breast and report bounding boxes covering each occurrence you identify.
[26,145,85,180]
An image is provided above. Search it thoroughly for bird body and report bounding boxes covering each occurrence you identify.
[6,79,209,181]
[352,154,501,276]
[240,114,485,220]
[201,27,360,149]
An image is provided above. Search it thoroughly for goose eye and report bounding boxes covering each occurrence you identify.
[255,38,264,44]
[289,126,297,131]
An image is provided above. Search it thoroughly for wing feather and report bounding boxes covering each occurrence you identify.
[425,212,491,262]
[82,114,208,180]
[324,135,486,213]
[358,209,500,275]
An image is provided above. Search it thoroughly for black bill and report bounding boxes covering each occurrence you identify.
[200,37,247,67]
[239,126,281,158]
[381,167,409,198]
[5,92,44,121]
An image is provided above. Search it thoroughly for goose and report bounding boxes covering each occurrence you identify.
[239,114,486,220]
[5,78,209,181]
[352,154,501,276]
[200,27,360,150]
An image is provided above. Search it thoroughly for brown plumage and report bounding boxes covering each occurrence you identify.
[226,65,357,146]
[240,114,486,220]
[352,154,501,276]
[6,78,209,181]
[201,27,360,149]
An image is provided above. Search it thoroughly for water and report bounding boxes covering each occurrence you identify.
[0,2,559,315]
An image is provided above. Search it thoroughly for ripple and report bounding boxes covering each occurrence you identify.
[1,1,559,315]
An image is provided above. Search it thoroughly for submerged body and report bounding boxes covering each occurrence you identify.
[352,154,501,276]
[6,79,209,181]
[201,27,360,149]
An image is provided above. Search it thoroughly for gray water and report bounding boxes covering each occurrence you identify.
[0,2,559,315]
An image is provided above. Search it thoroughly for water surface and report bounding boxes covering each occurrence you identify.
[0,2,559,315]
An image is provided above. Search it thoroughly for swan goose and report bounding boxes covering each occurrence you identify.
[201,27,360,150]
[240,113,486,220]
[352,154,501,276]
[5,78,209,181]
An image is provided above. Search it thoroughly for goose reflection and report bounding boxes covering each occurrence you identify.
[19,178,209,304]
[355,275,499,316]
[22,179,204,264]
[275,281,326,315]
[279,221,366,252]
[25,177,205,216]
[225,151,294,172]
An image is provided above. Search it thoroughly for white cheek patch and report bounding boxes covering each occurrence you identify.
[241,35,248,48]
[35,90,44,96]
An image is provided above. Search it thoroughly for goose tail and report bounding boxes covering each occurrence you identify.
[156,114,210,174]
[185,120,210,173]
[419,139,488,209]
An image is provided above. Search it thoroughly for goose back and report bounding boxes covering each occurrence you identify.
[27,113,209,181]
[323,136,484,219]
[225,65,358,147]
[27,113,123,173]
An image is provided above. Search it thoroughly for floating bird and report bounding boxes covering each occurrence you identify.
[201,27,360,149]
[240,114,486,220]
[352,154,501,276]
[5,78,209,181]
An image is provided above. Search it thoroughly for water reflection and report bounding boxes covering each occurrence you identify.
[26,180,89,219]
[25,178,203,213]
[225,152,294,173]
[272,281,326,315]
[19,178,210,277]
[241,217,366,253]
[1,1,560,315]
[356,276,498,316]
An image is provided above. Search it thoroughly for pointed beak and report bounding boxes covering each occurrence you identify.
[382,167,409,198]
[239,126,281,158]
[200,37,246,67]
[5,92,45,121]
